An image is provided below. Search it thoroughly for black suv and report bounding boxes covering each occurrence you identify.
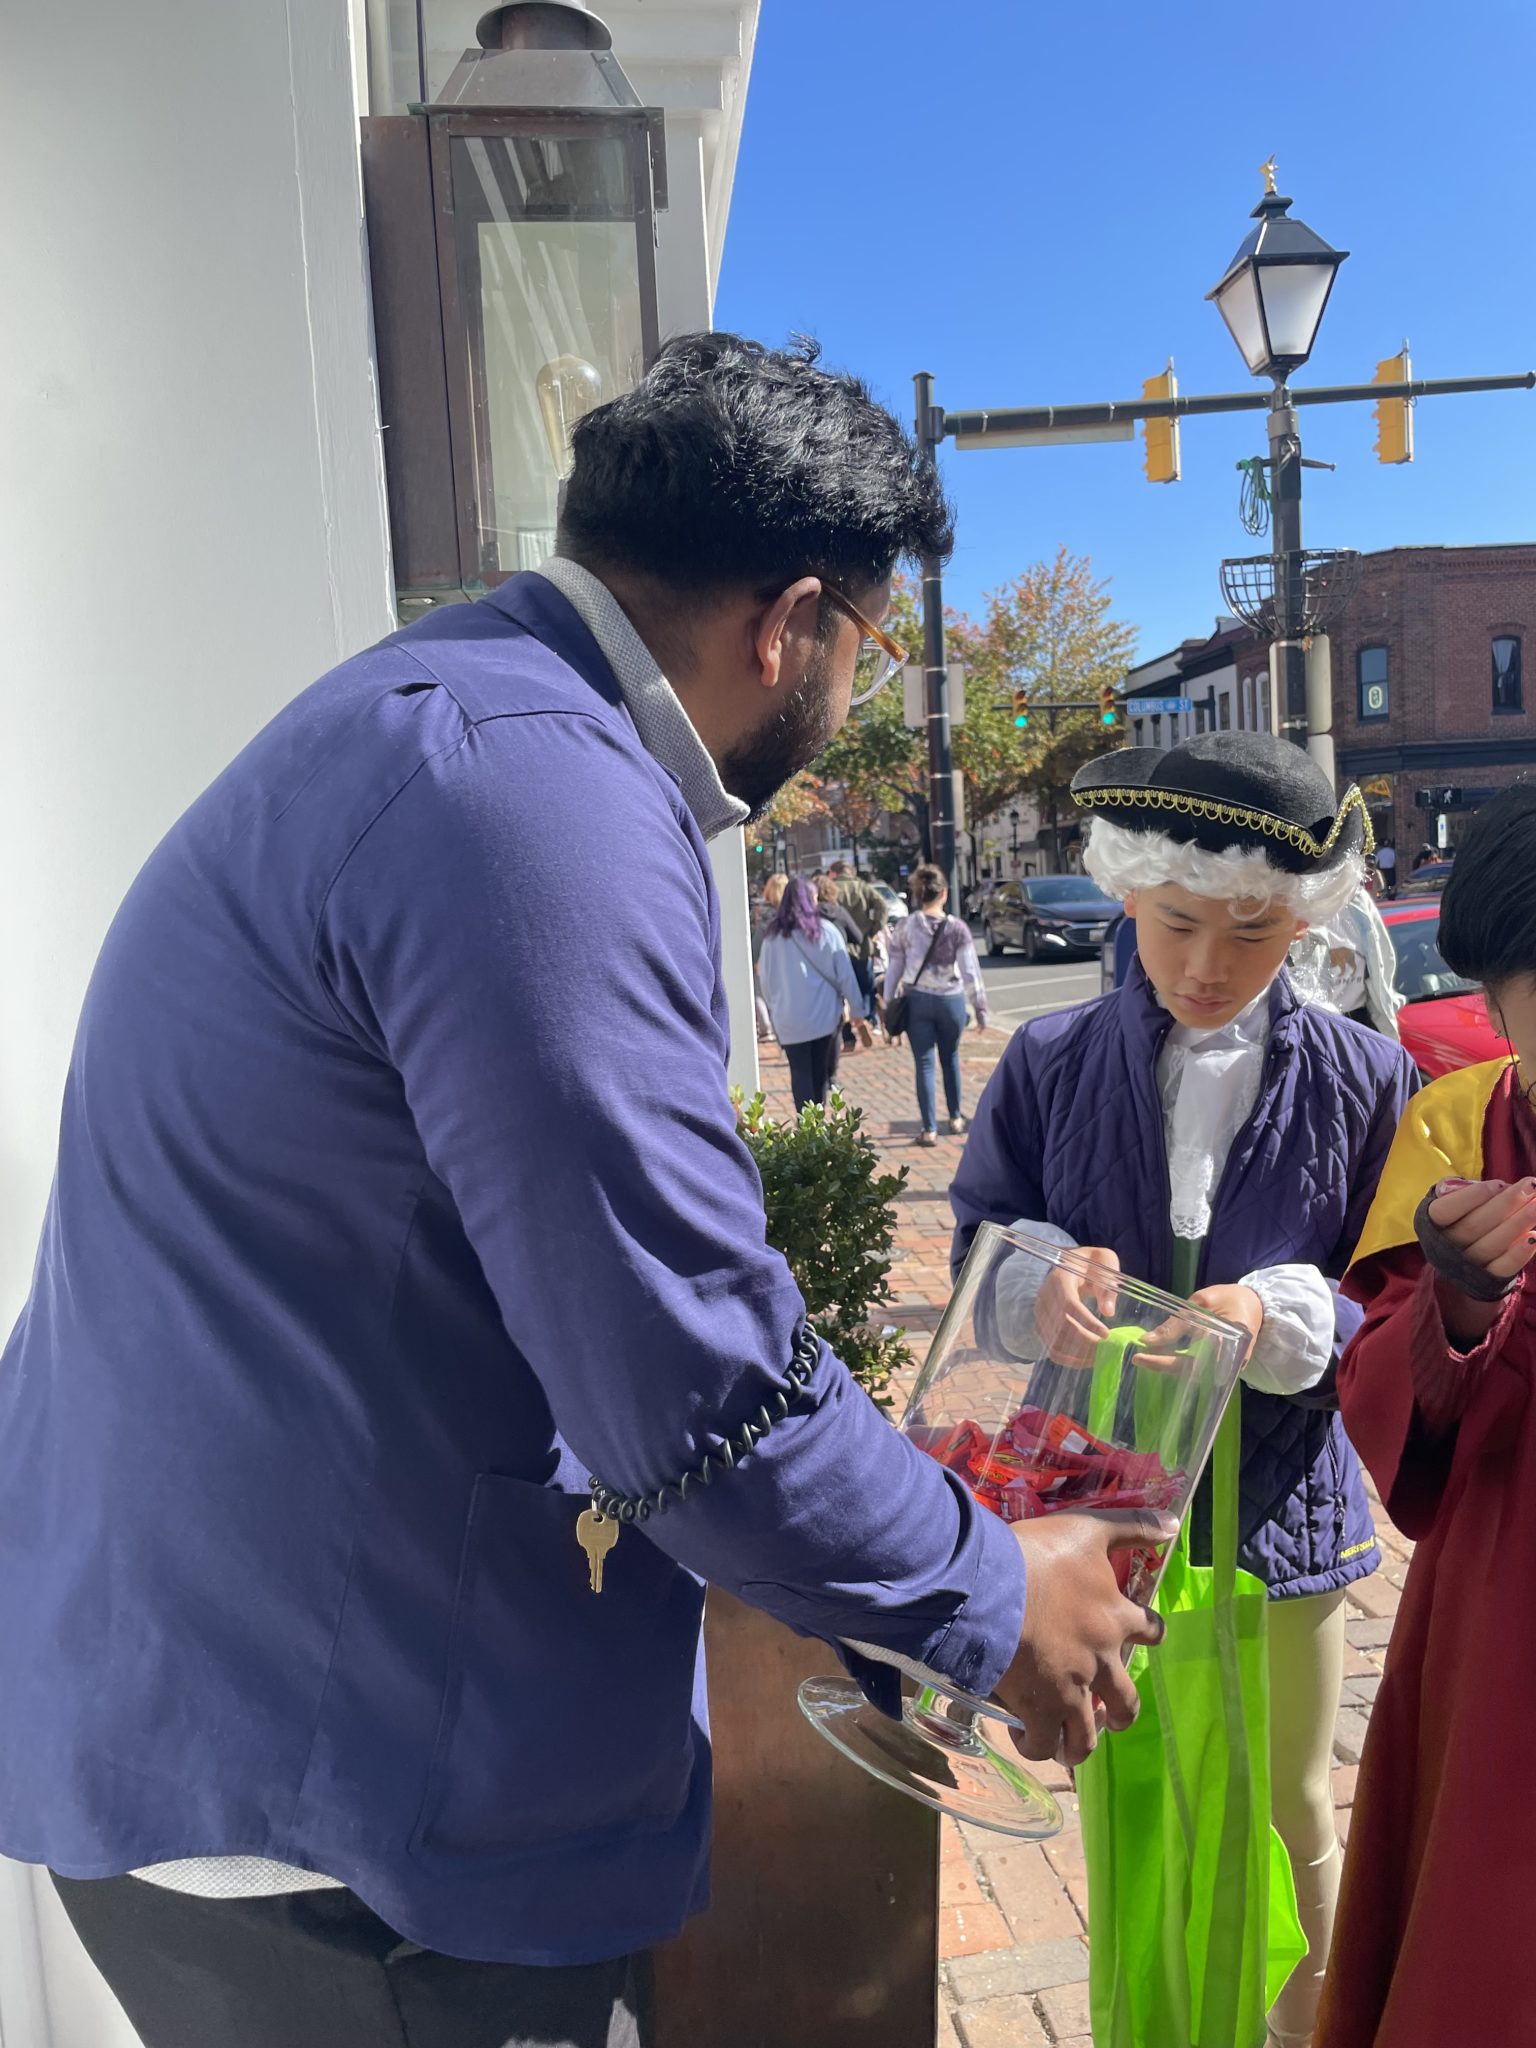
[981,875,1118,960]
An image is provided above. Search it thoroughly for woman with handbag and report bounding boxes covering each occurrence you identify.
[757,876,863,1113]
[884,864,990,1147]
[951,735,1417,2048]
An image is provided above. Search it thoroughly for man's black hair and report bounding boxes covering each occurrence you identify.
[1438,781,1536,986]
[558,332,953,595]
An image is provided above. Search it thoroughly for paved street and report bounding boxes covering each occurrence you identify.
[755,982,1404,2048]
[976,955,1101,1031]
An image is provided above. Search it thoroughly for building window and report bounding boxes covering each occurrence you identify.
[1241,675,1255,728]
[1151,714,1162,746]
[1258,678,1270,731]
[1356,645,1389,722]
[1133,719,1144,746]
[1493,635,1523,714]
[1218,693,1232,730]
[1195,703,1208,734]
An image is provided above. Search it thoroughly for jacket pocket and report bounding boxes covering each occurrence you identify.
[409,1475,705,1866]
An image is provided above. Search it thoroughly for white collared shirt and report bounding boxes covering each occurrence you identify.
[533,557,750,843]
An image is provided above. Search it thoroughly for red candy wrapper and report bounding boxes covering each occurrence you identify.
[918,1403,1185,1599]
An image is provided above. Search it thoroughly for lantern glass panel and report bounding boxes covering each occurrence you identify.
[449,130,645,577]
[1256,262,1335,367]
[1213,266,1268,376]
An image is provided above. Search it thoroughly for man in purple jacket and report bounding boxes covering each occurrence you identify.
[0,334,1169,2048]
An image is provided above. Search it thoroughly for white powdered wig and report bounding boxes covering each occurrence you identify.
[1083,817,1364,926]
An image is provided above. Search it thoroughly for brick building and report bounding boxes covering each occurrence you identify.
[1124,543,1536,858]
[1328,543,1534,858]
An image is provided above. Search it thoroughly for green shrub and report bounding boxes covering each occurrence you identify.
[734,1087,912,1407]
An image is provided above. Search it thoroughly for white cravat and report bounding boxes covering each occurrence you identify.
[1157,992,1270,1242]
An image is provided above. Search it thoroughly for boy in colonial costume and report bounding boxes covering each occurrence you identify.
[1318,783,1536,2048]
[952,732,1417,2045]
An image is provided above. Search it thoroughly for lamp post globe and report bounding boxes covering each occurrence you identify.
[1206,163,1348,382]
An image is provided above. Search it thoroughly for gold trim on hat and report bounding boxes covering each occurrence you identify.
[1075,780,1375,859]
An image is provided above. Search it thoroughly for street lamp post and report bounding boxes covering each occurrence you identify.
[914,371,958,904]
[1208,162,1348,748]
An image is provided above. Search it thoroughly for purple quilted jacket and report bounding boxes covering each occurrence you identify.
[950,961,1418,1599]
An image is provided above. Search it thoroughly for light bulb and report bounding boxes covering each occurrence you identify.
[536,355,603,478]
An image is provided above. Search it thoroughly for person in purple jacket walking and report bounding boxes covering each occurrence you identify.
[951,732,1417,2048]
[0,333,1173,2048]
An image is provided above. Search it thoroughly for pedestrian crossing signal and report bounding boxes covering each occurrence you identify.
[1012,690,1030,728]
[1373,347,1413,465]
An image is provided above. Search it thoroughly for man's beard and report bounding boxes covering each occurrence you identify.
[719,653,842,820]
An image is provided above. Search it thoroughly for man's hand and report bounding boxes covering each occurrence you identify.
[1426,1177,1536,1343]
[993,1508,1176,1768]
[1034,1247,1122,1365]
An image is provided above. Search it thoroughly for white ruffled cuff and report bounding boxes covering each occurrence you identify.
[1238,1263,1336,1396]
[994,1220,1080,1355]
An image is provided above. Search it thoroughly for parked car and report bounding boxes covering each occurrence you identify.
[1400,859,1455,895]
[872,881,906,918]
[1098,897,1502,1079]
[981,875,1119,960]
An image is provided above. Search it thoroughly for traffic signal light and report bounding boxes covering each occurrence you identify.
[1141,362,1181,484]
[1012,689,1030,728]
[1373,346,1414,465]
[1099,682,1119,728]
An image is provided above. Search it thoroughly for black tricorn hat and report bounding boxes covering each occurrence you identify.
[1071,731,1371,874]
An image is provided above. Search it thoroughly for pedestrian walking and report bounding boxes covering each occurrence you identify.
[827,859,887,1032]
[1375,840,1398,898]
[0,330,1176,2048]
[751,872,787,1040]
[885,862,989,1145]
[1318,784,1536,2048]
[814,875,869,1049]
[758,876,862,1109]
[951,735,1417,2048]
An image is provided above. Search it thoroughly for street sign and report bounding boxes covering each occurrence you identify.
[902,662,965,729]
[1130,696,1193,715]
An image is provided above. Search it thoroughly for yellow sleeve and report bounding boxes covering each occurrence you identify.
[1348,1058,1510,1272]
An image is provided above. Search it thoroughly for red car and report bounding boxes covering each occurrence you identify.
[1380,899,1504,1079]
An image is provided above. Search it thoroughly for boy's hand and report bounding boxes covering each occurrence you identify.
[1427,1177,1536,1280]
[1135,1283,1263,1373]
[1425,1177,1536,1344]
[1035,1248,1122,1365]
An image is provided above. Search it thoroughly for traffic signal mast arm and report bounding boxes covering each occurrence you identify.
[934,368,1535,444]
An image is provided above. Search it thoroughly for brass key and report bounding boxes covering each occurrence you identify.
[576,1508,619,1593]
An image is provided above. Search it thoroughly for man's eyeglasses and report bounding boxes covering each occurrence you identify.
[822,585,909,707]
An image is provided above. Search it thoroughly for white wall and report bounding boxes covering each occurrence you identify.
[0,0,393,2041]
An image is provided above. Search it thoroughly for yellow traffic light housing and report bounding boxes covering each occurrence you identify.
[1142,362,1181,484]
[1099,682,1118,728]
[1373,346,1414,464]
[1012,689,1030,728]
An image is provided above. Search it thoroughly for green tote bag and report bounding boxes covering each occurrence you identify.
[1076,1355,1304,2048]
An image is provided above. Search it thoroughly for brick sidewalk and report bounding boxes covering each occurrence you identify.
[755,1028,1406,2048]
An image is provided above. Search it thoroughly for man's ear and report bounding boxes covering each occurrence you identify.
[751,577,823,691]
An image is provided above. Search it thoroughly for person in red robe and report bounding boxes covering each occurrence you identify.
[1318,781,1536,2048]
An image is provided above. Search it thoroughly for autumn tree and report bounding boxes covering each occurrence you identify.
[953,549,1137,840]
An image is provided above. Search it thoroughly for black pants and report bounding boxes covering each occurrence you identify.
[784,1029,841,1112]
[50,1873,654,2048]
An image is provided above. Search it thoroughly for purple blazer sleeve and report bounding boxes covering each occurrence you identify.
[318,711,1024,1698]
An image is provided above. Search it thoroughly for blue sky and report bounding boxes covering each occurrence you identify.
[715,0,1536,663]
